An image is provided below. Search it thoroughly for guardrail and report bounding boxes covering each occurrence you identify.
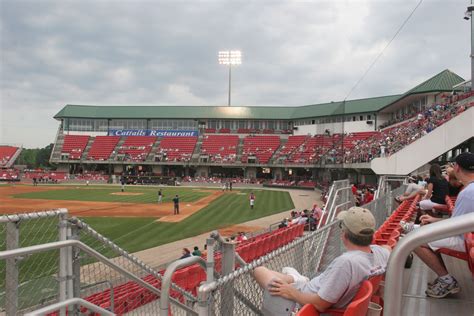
[384,213,474,316]
[24,298,115,316]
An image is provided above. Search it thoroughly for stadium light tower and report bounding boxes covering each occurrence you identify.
[218,50,242,106]
[465,1,474,87]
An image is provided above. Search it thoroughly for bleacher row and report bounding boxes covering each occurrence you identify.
[77,224,305,315]
[58,131,383,164]
[298,195,474,315]
[23,171,68,181]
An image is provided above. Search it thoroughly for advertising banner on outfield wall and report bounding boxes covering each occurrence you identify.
[108,129,198,137]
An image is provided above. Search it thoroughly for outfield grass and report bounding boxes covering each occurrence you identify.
[84,189,294,253]
[12,186,211,203]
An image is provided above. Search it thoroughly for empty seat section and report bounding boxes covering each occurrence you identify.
[87,136,120,160]
[0,146,19,167]
[61,135,90,159]
[118,136,156,161]
[157,136,197,162]
[241,136,280,163]
[201,135,239,163]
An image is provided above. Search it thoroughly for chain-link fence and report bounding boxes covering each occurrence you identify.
[0,211,195,315]
[199,221,343,316]
[0,210,67,315]
[71,217,195,315]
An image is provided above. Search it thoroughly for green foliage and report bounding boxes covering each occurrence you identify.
[17,144,54,169]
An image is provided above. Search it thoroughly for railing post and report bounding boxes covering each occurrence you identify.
[70,223,81,315]
[384,213,474,316]
[58,213,68,316]
[5,221,19,316]
[206,238,215,283]
[221,242,235,316]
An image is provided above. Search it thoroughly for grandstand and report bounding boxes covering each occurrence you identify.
[49,70,473,183]
[0,145,22,169]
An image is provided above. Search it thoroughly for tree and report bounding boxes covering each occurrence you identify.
[17,144,54,169]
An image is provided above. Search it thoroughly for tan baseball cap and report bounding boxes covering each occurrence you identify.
[337,207,375,236]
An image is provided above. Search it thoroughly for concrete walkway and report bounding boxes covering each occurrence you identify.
[133,188,322,269]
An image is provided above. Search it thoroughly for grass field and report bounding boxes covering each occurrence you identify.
[1,186,294,309]
[6,186,294,253]
[84,189,294,252]
[12,185,211,203]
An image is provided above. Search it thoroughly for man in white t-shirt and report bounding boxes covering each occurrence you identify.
[253,207,391,315]
[413,152,474,298]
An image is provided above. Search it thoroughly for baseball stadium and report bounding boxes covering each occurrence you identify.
[1,4,474,316]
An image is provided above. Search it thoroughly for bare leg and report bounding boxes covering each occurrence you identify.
[399,189,424,202]
[253,267,295,288]
[414,245,448,277]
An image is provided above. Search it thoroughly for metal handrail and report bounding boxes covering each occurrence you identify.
[160,256,207,316]
[317,185,352,229]
[0,209,68,223]
[0,240,161,296]
[384,213,474,316]
[0,239,191,314]
[70,217,196,301]
[24,298,115,316]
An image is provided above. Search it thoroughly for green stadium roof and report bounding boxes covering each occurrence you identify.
[54,69,464,121]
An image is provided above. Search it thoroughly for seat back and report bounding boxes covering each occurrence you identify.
[343,280,373,316]
[296,304,319,316]
[297,280,373,316]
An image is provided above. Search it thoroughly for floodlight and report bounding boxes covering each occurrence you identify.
[218,50,243,106]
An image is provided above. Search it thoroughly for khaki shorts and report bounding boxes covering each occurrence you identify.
[428,236,465,252]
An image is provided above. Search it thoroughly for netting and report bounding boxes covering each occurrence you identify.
[205,221,343,316]
[0,210,66,314]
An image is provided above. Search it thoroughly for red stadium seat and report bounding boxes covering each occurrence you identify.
[296,280,373,316]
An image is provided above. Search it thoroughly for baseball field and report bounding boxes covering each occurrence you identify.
[0,184,295,253]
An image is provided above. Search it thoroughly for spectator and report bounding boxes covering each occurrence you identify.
[278,219,289,229]
[236,232,248,243]
[395,176,426,203]
[179,248,191,259]
[413,152,474,298]
[253,207,391,314]
[192,246,202,256]
[419,164,449,211]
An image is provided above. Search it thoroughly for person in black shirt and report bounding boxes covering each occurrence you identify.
[419,164,449,211]
[173,194,180,215]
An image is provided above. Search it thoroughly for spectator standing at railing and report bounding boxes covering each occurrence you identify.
[253,207,391,314]
[413,152,474,298]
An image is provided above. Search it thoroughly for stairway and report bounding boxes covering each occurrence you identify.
[81,137,95,160]
[110,137,127,161]
[147,137,162,161]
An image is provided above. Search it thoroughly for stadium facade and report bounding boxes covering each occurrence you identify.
[50,69,471,184]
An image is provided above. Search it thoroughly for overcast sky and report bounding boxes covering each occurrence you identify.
[0,0,470,148]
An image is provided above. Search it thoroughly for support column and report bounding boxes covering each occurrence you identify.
[221,242,235,316]
[5,221,19,316]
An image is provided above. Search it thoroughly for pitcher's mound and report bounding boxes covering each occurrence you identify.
[110,192,144,196]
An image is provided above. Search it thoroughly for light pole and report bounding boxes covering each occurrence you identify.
[465,1,474,87]
[218,50,242,106]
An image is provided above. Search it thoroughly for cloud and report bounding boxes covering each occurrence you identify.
[0,0,470,147]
